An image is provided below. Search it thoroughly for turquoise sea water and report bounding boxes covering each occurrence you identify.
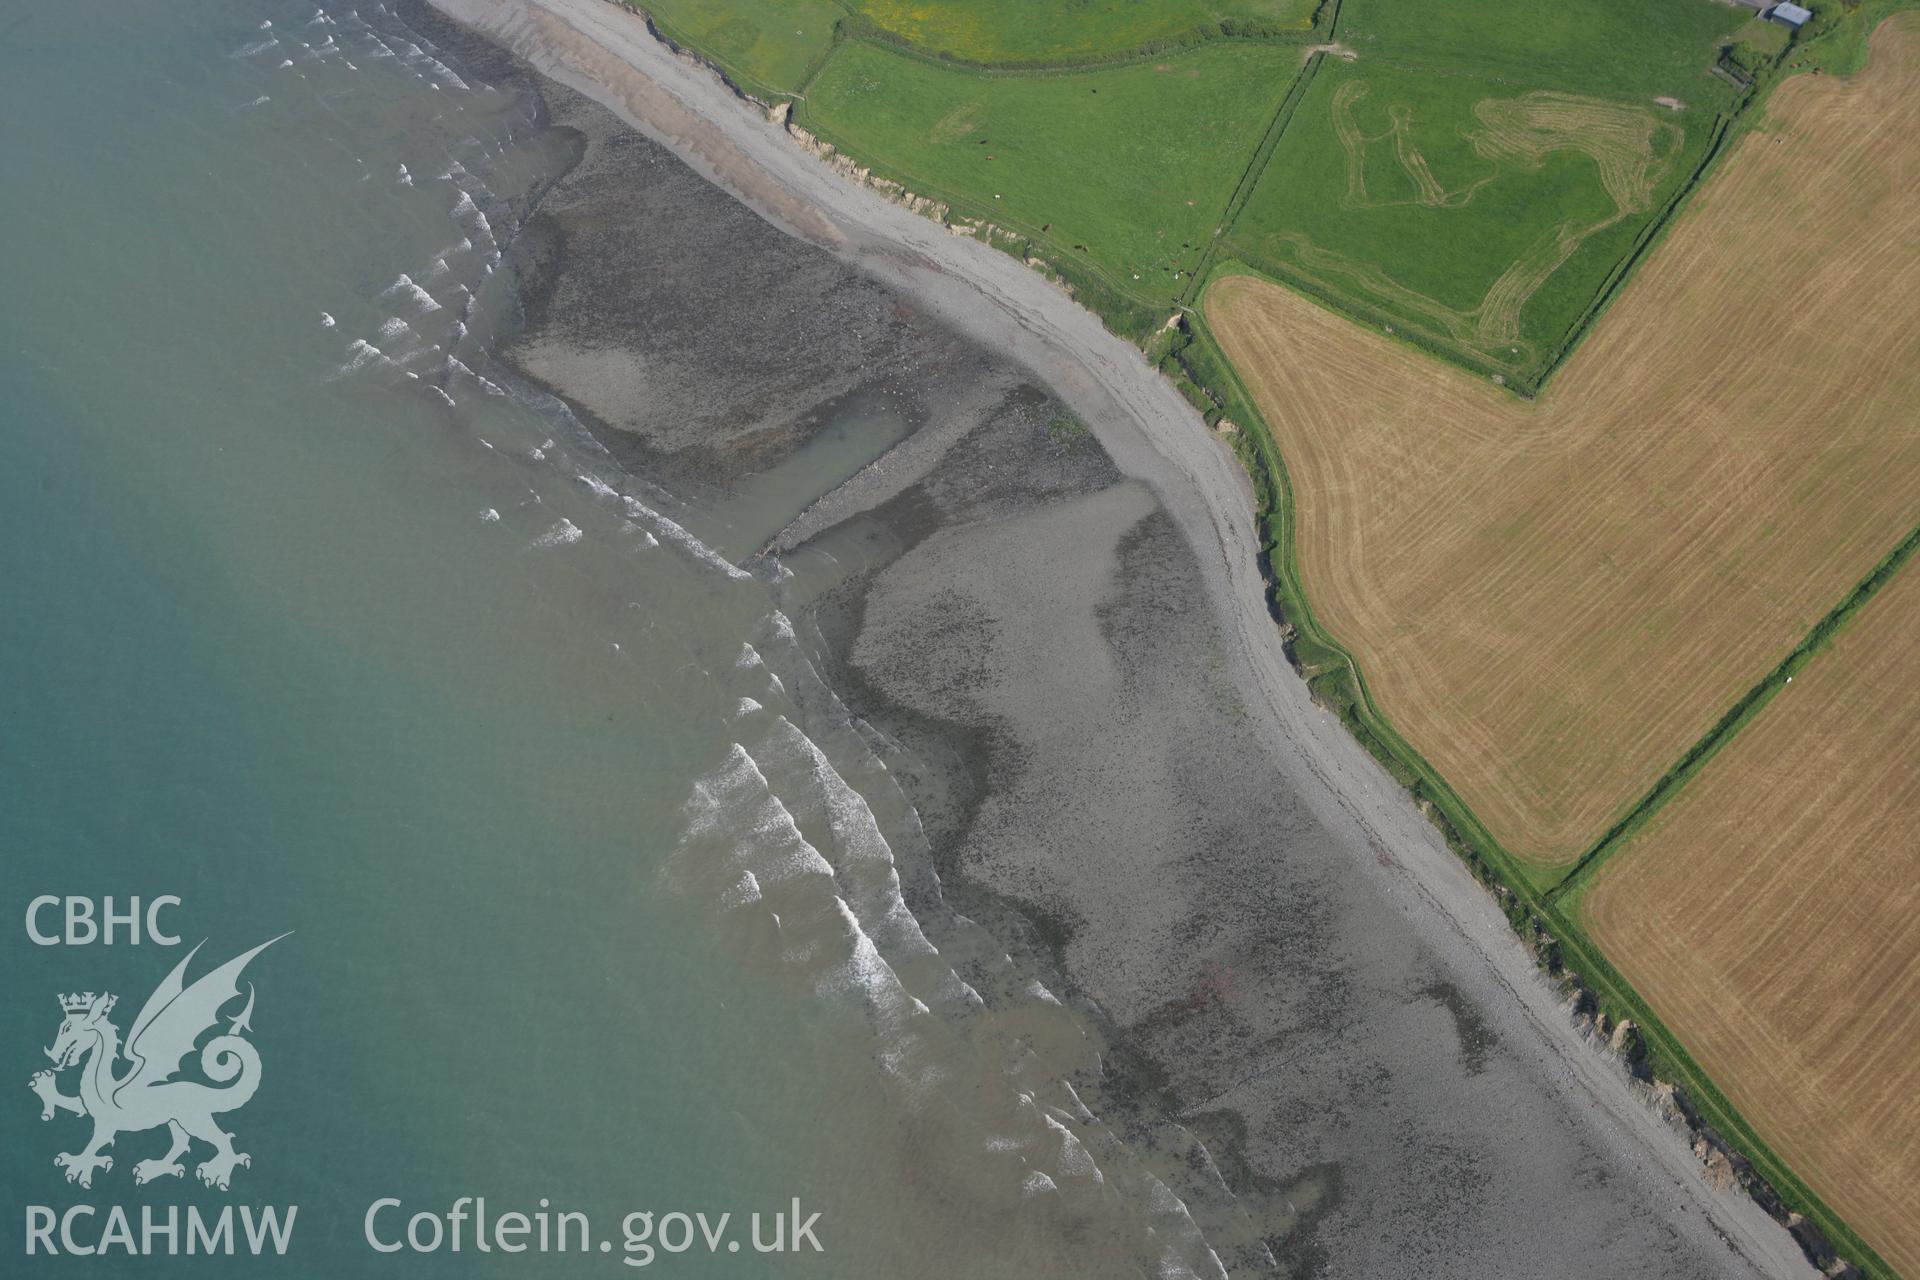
[0,4,1239,1275]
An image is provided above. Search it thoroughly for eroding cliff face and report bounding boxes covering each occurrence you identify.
[783,118,953,226]
[640,6,961,233]
[427,3,1836,1274]
[1569,1000,1860,1278]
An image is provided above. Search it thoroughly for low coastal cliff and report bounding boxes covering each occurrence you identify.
[582,9,1855,1273]
[420,2,1823,1274]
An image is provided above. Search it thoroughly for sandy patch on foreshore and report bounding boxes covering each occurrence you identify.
[423,0,1813,1273]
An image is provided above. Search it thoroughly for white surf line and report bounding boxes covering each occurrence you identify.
[419,1,1815,1274]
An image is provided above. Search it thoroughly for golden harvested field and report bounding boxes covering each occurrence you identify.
[1581,560,1920,1277]
[1208,15,1920,864]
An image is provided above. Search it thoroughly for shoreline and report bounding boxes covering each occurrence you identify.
[422,1,1812,1273]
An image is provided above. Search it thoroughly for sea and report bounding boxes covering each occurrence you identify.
[0,2,1243,1275]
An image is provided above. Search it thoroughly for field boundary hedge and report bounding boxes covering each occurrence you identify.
[1179,48,1326,308]
[1531,88,1753,392]
[825,0,1333,74]
[1188,260,1905,1280]
[611,4,1916,1269]
[1553,517,1920,904]
[1202,9,1806,396]
[780,29,1326,339]
[1212,86,1755,397]
[1171,20,1920,1274]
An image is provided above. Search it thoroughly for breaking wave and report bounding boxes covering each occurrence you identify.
[282,9,1256,1270]
[669,609,1260,1279]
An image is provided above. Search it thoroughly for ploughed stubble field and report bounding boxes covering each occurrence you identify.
[1581,554,1920,1279]
[1213,17,1920,1273]
[1207,16,1920,868]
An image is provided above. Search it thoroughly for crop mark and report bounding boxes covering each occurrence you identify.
[1314,85,1681,355]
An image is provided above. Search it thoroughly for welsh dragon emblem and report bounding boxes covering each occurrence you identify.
[29,936,286,1190]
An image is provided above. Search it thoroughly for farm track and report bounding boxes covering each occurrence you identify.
[1208,16,1920,867]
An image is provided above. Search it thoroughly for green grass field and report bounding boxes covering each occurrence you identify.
[641,0,843,96]
[846,0,1317,63]
[1790,0,1920,73]
[644,0,1319,85]
[799,40,1304,331]
[642,0,1762,369]
[1226,0,1749,381]
[1338,0,1748,89]
[611,1,1920,1272]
